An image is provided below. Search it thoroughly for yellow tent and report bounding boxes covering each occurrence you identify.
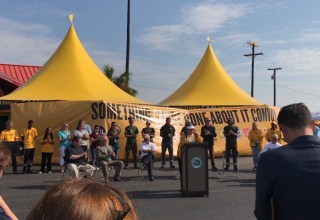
[159,43,262,107]
[0,20,147,104]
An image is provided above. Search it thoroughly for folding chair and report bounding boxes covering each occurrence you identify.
[138,151,157,178]
[94,163,115,181]
[61,156,94,180]
[221,150,240,179]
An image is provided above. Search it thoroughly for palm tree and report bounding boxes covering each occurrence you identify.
[103,64,138,97]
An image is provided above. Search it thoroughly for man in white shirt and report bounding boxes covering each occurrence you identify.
[262,134,281,153]
[140,134,157,181]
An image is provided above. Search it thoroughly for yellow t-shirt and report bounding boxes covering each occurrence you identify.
[248,129,264,147]
[21,127,38,149]
[0,129,19,142]
[41,137,55,153]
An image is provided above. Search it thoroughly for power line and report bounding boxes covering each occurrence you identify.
[277,83,320,98]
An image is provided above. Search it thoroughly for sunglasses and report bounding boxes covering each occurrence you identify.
[85,176,131,220]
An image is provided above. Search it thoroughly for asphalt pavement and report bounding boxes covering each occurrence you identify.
[1,157,257,220]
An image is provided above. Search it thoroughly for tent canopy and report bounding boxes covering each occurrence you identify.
[0,20,147,104]
[159,43,262,106]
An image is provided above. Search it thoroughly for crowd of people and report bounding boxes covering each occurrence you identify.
[1,102,320,219]
[0,114,294,180]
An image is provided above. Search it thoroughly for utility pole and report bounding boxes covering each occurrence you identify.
[268,67,282,106]
[243,41,263,97]
[125,0,130,74]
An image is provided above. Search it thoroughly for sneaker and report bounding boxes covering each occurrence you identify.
[253,166,257,171]
[38,171,42,174]
[48,171,52,173]
[114,177,122,182]
[170,165,176,168]
[96,167,100,171]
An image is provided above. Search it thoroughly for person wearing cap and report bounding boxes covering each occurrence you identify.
[223,118,239,171]
[248,122,264,171]
[177,125,201,189]
[160,117,176,168]
[96,135,123,183]
[141,120,155,142]
[265,122,282,143]
[140,134,157,181]
[180,119,192,136]
[21,120,38,174]
[124,116,139,169]
[201,117,218,171]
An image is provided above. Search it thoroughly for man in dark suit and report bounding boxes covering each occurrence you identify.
[255,103,320,220]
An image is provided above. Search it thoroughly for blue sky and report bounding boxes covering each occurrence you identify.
[1,0,320,112]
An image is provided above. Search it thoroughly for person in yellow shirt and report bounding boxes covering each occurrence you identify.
[21,120,38,174]
[265,122,282,143]
[39,127,55,174]
[248,122,264,171]
[0,121,19,174]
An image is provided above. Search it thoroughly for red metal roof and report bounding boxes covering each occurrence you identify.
[0,64,41,86]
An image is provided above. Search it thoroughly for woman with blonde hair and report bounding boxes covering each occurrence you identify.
[58,122,71,173]
[0,145,19,220]
[27,177,137,220]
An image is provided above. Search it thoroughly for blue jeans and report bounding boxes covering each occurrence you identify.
[161,141,174,166]
[110,142,120,159]
[90,148,97,167]
[251,144,260,167]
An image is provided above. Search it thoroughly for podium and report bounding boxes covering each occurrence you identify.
[3,141,24,156]
[181,143,208,196]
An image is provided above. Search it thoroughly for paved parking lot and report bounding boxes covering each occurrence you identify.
[1,157,257,220]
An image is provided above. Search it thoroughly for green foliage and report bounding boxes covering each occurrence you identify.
[103,64,138,97]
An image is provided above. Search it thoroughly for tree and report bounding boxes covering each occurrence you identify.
[103,64,138,97]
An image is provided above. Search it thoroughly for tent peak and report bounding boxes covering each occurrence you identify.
[68,14,74,25]
[206,36,211,44]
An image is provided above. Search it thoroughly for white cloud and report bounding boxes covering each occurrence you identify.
[0,17,58,65]
[137,24,190,51]
[295,31,320,43]
[137,2,251,51]
[182,3,249,33]
[267,49,320,76]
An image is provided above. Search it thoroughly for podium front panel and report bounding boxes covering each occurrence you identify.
[181,143,208,196]
[3,141,24,156]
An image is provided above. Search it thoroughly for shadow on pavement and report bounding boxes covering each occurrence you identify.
[10,184,51,190]
[127,189,182,199]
